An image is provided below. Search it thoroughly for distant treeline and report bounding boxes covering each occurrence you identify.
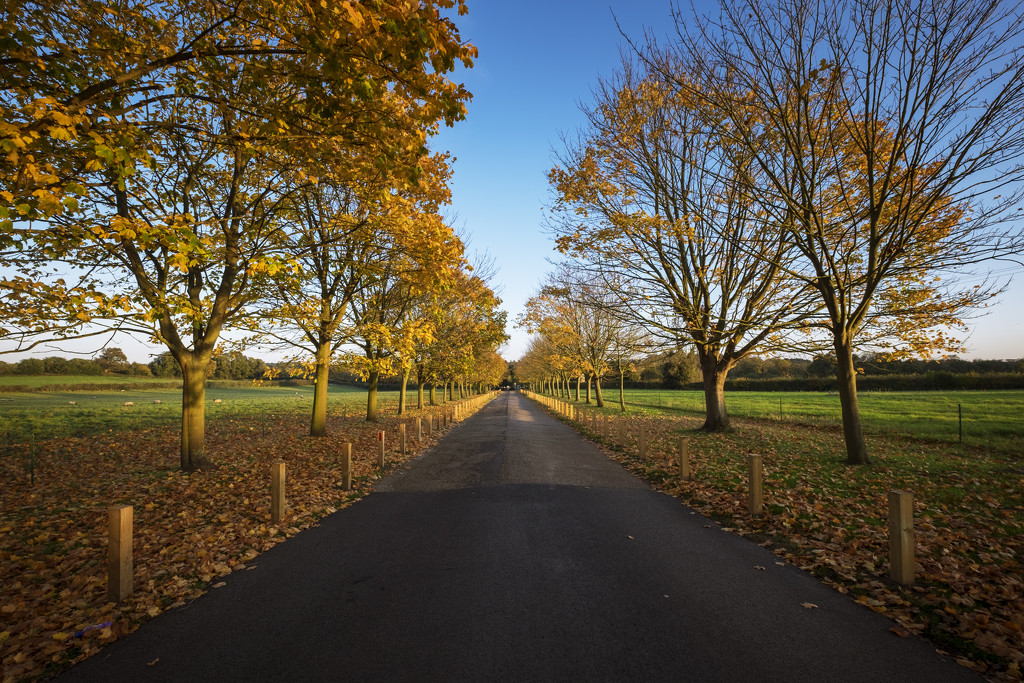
[0,350,415,387]
[0,349,272,381]
[619,351,1024,391]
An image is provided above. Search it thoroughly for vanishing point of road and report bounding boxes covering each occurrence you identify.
[61,391,978,682]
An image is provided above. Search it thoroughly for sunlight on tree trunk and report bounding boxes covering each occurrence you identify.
[310,345,331,437]
[180,358,211,471]
[399,366,411,415]
[366,370,379,422]
[835,337,870,465]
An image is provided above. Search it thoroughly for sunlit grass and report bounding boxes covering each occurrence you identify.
[577,388,1024,454]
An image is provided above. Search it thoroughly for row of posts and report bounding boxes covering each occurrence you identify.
[107,393,496,603]
[524,390,916,587]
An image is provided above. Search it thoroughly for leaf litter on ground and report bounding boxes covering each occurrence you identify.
[0,400,483,682]
[559,400,1024,682]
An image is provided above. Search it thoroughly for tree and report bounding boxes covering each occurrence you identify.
[549,56,817,429]
[663,0,1024,462]
[94,346,128,372]
[1,1,477,470]
[250,152,455,434]
[1,0,475,229]
[345,212,463,421]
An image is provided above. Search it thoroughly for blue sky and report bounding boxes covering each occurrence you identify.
[2,0,1020,364]
[433,0,1024,361]
[431,0,692,360]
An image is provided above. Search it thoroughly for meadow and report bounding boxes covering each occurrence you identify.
[0,380,405,444]
[592,388,1024,455]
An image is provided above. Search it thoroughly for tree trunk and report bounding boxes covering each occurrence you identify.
[366,370,379,422]
[575,376,581,401]
[835,337,870,464]
[585,374,592,404]
[310,343,331,437]
[619,368,625,413]
[698,351,731,431]
[398,366,411,415]
[429,383,436,406]
[180,356,212,471]
[595,375,605,407]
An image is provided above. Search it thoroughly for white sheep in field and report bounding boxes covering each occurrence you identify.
[153,400,162,404]
[123,401,134,406]
[68,401,77,405]
[214,398,222,404]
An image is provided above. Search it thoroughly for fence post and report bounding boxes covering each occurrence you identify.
[889,491,915,585]
[107,505,133,603]
[748,455,762,516]
[271,461,286,523]
[416,417,422,442]
[399,423,407,455]
[679,437,691,480]
[618,418,626,443]
[378,431,385,468]
[427,415,433,436]
[342,443,352,491]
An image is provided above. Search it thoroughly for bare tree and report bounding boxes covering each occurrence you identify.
[549,55,817,430]
[660,0,1024,462]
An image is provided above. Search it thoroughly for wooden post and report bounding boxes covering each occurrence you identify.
[107,505,133,603]
[618,418,626,443]
[342,444,352,491]
[678,437,691,480]
[377,431,385,468]
[748,454,762,516]
[889,491,915,585]
[399,423,407,455]
[592,413,598,431]
[639,423,647,459]
[271,461,286,523]
[416,417,422,442]
[427,415,433,436]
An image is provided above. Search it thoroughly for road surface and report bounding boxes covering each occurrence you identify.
[60,391,978,682]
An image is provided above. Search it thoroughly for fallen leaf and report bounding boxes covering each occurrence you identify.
[801,602,818,609]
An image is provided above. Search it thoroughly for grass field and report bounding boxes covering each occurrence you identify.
[0,374,178,388]
[0,381,409,443]
[584,388,1024,455]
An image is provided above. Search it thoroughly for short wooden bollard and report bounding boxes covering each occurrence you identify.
[271,461,286,523]
[748,454,763,516]
[889,491,915,585]
[592,413,598,431]
[638,423,647,459]
[377,431,386,468]
[342,444,352,491]
[107,505,133,603]
[399,423,407,455]
[427,416,433,436]
[678,437,691,480]
[416,417,422,442]
[618,419,626,443]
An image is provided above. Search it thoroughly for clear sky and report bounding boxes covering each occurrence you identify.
[433,0,1024,362]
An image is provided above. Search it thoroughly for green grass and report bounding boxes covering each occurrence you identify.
[0,382,400,443]
[582,388,1024,454]
[0,374,179,388]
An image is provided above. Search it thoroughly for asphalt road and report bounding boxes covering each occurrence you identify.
[60,391,979,682]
